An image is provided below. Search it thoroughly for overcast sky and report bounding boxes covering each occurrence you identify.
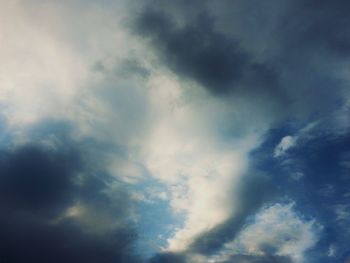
[0,1,349,263]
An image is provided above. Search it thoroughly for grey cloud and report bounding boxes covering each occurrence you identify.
[0,123,140,263]
[135,9,247,94]
[285,0,350,56]
[134,8,283,101]
[118,58,151,79]
[133,0,349,120]
[149,252,188,263]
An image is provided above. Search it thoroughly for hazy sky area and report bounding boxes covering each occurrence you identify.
[0,1,349,262]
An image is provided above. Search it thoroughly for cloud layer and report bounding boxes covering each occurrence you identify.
[0,0,349,262]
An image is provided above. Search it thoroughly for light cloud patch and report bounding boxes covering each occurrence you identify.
[274,136,295,157]
[218,202,322,263]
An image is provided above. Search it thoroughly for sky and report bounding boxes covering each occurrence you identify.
[0,0,349,262]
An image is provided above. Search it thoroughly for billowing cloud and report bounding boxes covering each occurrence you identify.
[0,124,140,263]
[133,0,349,120]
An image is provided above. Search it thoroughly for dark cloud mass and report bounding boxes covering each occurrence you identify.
[134,0,349,119]
[0,127,140,263]
[149,252,187,263]
[290,0,350,56]
[136,9,248,94]
[135,7,283,105]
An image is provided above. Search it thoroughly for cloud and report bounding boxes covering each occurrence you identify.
[141,72,258,252]
[135,8,248,95]
[225,203,322,263]
[188,173,275,255]
[131,1,350,260]
[0,124,140,263]
[2,0,350,262]
[0,0,268,257]
[148,203,317,263]
[0,0,152,145]
[217,254,292,263]
[274,136,295,157]
[133,5,289,119]
[149,252,188,263]
[133,0,349,121]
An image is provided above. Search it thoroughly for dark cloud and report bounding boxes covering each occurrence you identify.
[286,0,350,56]
[133,0,349,119]
[0,125,140,263]
[135,9,247,94]
[135,8,282,100]
[0,145,79,216]
[149,252,187,263]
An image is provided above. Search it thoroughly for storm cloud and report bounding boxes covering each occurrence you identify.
[0,125,140,263]
[134,0,349,119]
[135,6,283,105]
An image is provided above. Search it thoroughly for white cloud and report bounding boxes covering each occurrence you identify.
[0,0,149,141]
[139,72,263,251]
[0,0,86,126]
[274,135,295,157]
[273,121,320,159]
[219,202,322,263]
